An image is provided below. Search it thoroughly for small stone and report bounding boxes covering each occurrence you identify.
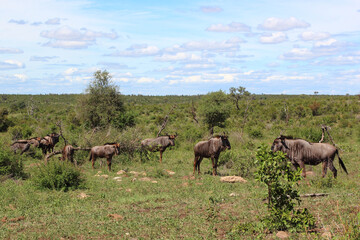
[220,176,247,183]
[101,175,108,179]
[113,177,122,180]
[321,231,332,239]
[139,177,152,182]
[276,231,289,239]
[229,192,239,197]
[117,170,126,175]
[78,192,89,199]
[151,181,158,183]
[165,170,175,175]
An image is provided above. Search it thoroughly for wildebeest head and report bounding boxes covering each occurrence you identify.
[220,135,231,150]
[167,133,178,146]
[271,135,289,152]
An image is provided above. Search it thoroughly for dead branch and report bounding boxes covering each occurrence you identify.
[300,193,329,198]
[56,121,68,146]
[157,105,176,137]
[190,101,199,124]
[44,150,62,164]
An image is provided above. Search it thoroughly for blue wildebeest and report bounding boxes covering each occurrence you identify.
[141,134,177,163]
[271,135,348,178]
[89,143,120,171]
[193,134,231,176]
[11,140,31,155]
[11,137,42,155]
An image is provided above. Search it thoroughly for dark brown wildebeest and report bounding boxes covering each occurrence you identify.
[88,143,120,171]
[193,135,231,176]
[10,140,31,155]
[271,135,348,178]
[141,134,177,163]
[43,133,60,153]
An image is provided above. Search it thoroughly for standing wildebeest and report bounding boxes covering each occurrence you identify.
[141,134,177,163]
[10,140,31,155]
[10,137,42,155]
[44,133,60,153]
[271,135,348,178]
[193,135,231,176]
[89,143,120,171]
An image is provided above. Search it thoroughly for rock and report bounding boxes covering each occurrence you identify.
[117,170,126,175]
[113,177,122,180]
[108,214,124,220]
[181,182,189,187]
[276,231,289,239]
[78,192,89,199]
[220,176,247,183]
[165,170,175,175]
[229,192,239,197]
[321,231,332,239]
[151,181,158,183]
[139,177,152,182]
[126,188,132,192]
[100,174,108,179]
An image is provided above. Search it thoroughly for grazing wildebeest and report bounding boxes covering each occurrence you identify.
[141,134,177,163]
[89,143,120,171]
[62,145,79,165]
[271,135,348,178]
[193,134,231,176]
[10,140,31,155]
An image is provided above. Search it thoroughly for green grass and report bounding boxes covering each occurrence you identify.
[0,94,359,239]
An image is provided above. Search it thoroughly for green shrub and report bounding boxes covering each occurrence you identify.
[0,148,25,179]
[32,160,84,191]
[254,145,315,232]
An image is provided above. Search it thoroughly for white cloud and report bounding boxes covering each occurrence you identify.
[64,67,79,75]
[30,56,58,62]
[259,17,310,31]
[200,6,223,13]
[137,77,160,83]
[45,17,61,25]
[0,60,25,70]
[280,48,315,60]
[184,63,216,69]
[299,31,331,41]
[167,73,238,84]
[107,44,159,57]
[263,75,314,82]
[206,22,251,32]
[164,38,242,53]
[14,74,27,81]
[41,26,118,49]
[0,48,24,54]
[260,32,288,44]
[156,52,203,62]
[314,38,337,47]
[8,19,27,25]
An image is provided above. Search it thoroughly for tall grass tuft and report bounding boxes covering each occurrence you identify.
[32,160,85,191]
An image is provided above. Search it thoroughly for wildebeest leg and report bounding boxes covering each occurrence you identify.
[159,150,163,163]
[322,161,328,178]
[211,156,217,176]
[92,155,97,169]
[107,157,112,171]
[327,159,337,178]
[193,156,200,175]
[20,143,30,155]
[197,157,203,174]
[298,161,306,178]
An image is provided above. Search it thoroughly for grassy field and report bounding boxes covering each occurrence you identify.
[0,94,359,239]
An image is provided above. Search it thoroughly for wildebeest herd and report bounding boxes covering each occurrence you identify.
[10,132,348,178]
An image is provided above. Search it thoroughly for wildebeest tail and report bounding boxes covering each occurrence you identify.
[336,149,348,175]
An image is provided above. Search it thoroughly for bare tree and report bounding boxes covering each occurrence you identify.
[157,105,176,137]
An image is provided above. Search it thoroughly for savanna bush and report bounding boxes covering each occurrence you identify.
[32,160,84,191]
[0,148,25,179]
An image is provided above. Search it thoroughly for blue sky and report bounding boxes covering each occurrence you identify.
[1,0,360,95]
